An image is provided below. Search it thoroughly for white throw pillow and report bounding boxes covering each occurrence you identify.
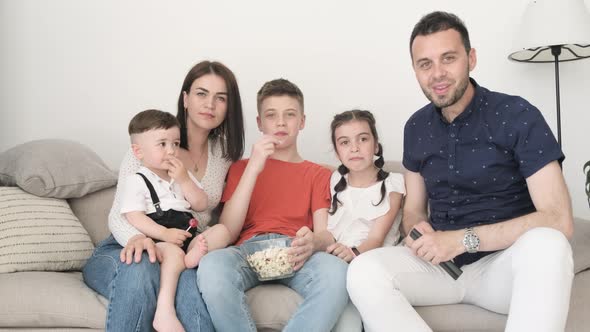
[0,187,94,273]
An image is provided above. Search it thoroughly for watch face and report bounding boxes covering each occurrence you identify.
[463,229,480,253]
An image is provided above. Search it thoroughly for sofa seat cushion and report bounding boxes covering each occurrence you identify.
[247,284,302,331]
[0,271,106,328]
[416,304,506,332]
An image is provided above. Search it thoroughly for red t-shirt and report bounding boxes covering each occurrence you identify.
[221,158,331,245]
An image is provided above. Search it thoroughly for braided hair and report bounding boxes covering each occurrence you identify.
[329,110,390,215]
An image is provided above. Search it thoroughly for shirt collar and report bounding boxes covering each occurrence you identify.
[432,77,485,125]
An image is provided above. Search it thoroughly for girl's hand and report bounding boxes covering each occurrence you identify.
[326,242,356,263]
[166,156,190,184]
[247,135,281,175]
[289,226,314,271]
[119,234,157,264]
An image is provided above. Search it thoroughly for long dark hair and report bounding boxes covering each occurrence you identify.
[329,110,389,215]
[176,61,244,161]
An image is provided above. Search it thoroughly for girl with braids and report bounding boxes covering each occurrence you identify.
[326,110,405,263]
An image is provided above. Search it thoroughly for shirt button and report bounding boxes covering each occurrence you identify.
[453,190,459,195]
[450,220,455,224]
[450,133,456,138]
[449,165,454,170]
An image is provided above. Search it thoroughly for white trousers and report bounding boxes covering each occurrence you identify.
[347,227,574,332]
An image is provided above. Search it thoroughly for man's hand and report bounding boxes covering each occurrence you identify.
[405,221,464,265]
[326,242,356,263]
[247,135,281,175]
[162,228,192,246]
[119,234,157,264]
[290,226,314,271]
[166,155,190,184]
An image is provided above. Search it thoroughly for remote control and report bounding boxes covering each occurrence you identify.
[409,229,463,280]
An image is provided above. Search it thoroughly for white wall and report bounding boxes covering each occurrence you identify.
[1,0,589,219]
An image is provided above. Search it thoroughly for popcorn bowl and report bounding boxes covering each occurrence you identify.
[241,237,295,281]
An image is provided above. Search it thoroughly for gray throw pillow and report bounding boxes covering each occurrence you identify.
[0,139,116,198]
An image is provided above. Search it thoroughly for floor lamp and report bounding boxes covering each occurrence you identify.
[508,0,590,148]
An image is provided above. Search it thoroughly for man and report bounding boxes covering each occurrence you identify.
[347,11,574,332]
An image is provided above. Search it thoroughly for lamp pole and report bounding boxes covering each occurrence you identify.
[551,45,562,148]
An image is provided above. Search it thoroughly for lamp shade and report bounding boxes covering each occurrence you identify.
[508,0,590,62]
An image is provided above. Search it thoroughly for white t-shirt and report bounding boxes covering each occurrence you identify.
[119,166,202,215]
[109,139,231,246]
[327,171,406,247]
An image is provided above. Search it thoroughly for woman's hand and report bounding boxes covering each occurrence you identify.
[326,242,356,263]
[289,226,314,271]
[119,234,157,265]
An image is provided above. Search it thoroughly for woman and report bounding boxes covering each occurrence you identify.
[83,61,244,331]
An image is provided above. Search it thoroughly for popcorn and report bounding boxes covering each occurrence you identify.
[246,246,293,280]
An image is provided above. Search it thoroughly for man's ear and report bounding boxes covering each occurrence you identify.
[256,115,262,132]
[468,48,477,72]
[131,143,143,160]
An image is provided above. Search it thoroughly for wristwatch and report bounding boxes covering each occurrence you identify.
[462,227,480,253]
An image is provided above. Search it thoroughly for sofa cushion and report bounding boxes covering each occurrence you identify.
[572,218,590,274]
[0,271,106,328]
[0,139,116,198]
[68,186,116,246]
[0,187,94,273]
[247,284,302,331]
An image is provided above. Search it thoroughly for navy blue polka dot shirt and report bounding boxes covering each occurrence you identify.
[403,78,564,266]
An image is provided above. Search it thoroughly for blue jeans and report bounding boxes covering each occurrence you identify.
[82,235,214,332]
[197,233,349,332]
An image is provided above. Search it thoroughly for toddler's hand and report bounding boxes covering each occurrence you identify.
[162,228,192,246]
[166,156,190,184]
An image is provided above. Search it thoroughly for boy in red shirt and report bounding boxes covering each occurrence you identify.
[197,79,349,332]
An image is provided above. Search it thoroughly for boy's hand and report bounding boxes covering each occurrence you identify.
[248,135,281,175]
[289,226,314,271]
[326,242,355,263]
[166,156,190,184]
[162,228,192,246]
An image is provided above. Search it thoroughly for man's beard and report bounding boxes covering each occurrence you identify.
[422,75,469,109]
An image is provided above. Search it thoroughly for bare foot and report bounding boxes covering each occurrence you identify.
[184,234,208,268]
[153,307,185,332]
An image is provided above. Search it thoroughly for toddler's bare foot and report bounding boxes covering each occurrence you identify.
[153,307,185,332]
[185,234,208,268]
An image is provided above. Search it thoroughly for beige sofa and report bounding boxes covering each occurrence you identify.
[1,155,590,331]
